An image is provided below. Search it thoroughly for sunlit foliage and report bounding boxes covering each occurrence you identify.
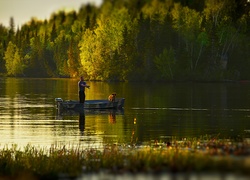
[80,6,136,81]
[0,0,249,81]
[4,41,25,76]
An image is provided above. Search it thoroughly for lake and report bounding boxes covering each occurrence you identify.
[0,78,250,149]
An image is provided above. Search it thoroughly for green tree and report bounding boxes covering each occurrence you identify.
[78,4,98,30]
[8,17,15,42]
[79,28,102,80]
[203,0,235,66]
[52,30,70,76]
[4,41,25,76]
[67,38,79,77]
[154,47,175,80]
[0,25,8,73]
[202,0,248,79]
[0,0,249,81]
[171,3,202,72]
[79,6,136,81]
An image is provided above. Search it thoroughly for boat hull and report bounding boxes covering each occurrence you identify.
[55,98,125,113]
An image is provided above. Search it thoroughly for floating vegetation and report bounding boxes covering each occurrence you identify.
[0,135,249,179]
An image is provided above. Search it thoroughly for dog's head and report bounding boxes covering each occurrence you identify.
[108,93,116,102]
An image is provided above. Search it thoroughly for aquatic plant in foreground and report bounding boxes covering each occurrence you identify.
[0,135,249,179]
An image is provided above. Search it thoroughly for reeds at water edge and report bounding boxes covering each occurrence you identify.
[0,135,249,179]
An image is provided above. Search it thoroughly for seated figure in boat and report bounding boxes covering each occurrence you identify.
[108,93,116,102]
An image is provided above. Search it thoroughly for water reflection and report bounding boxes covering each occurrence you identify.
[79,112,85,132]
[1,78,250,148]
[56,108,124,133]
[108,111,116,124]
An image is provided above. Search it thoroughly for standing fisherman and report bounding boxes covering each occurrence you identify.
[78,76,90,104]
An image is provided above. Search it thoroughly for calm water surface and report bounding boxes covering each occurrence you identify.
[0,78,250,149]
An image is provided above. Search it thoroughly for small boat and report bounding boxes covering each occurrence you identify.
[55,98,125,112]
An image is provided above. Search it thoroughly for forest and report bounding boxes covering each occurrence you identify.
[0,0,249,81]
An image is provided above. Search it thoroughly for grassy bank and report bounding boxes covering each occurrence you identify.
[0,135,249,179]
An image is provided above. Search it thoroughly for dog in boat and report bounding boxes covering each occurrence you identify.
[108,93,116,102]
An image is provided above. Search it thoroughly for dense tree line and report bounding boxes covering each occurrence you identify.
[0,0,249,81]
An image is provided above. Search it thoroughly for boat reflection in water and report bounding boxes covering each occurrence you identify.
[55,97,125,130]
[56,108,124,133]
[56,108,124,117]
[108,111,116,124]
